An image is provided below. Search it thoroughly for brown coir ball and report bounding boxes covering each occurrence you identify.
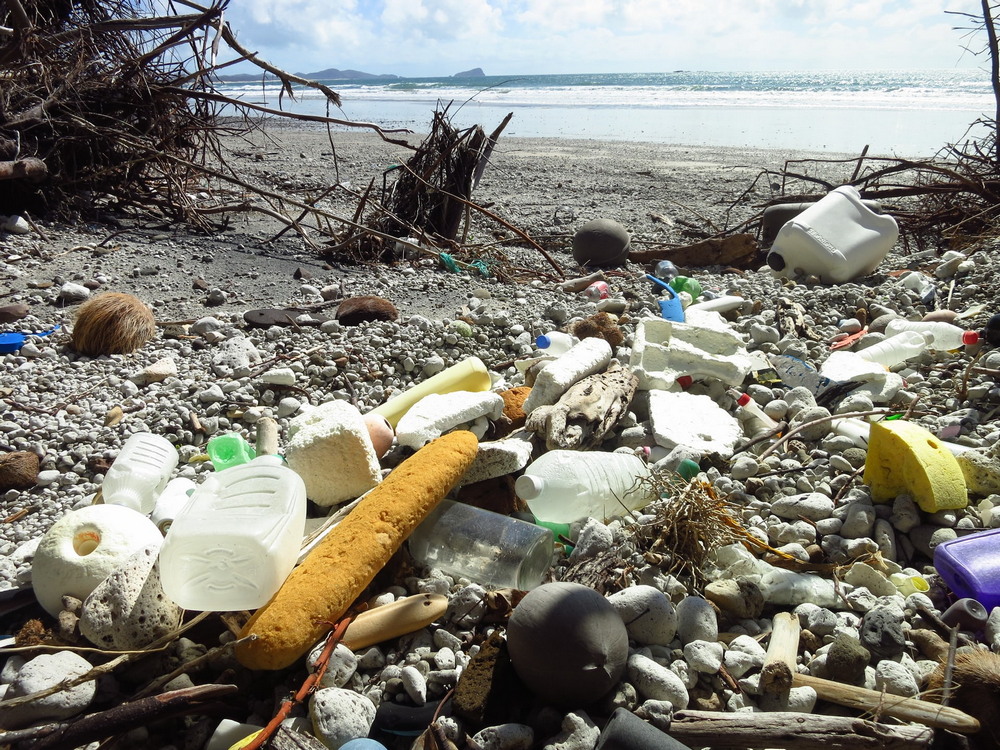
[71,293,156,355]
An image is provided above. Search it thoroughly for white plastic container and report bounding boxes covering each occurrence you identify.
[514,450,656,524]
[535,331,579,356]
[159,455,307,611]
[883,319,980,350]
[766,185,899,284]
[856,330,930,368]
[101,432,179,514]
[150,477,196,534]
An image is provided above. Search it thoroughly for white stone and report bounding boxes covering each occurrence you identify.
[472,723,534,750]
[626,653,689,709]
[1,215,31,234]
[875,659,920,697]
[770,492,834,522]
[309,687,376,748]
[649,390,742,458]
[261,367,296,385]
[79,541,182,650]
[0,651,96,729]
[759,685,817,713]
[675,595,718,644]
[542,710,599,750]
[400,664,427,705]
[131,357,178,386]
[683,640,724,673]
[210,335,261,377]
[58,282,90,303]
[458,435,534,486]
[307,643,357,689]
[607,585,677,645]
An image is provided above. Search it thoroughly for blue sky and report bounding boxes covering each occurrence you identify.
[223,0,985,77]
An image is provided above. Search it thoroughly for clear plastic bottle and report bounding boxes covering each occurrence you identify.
[883,319,980,349]
[159,455,307,611]
[855,330,930,368]
[535,331,579,356]
[514,450,656,524]
[728,389,781,439]
[101,432,179,514]
[407,499,553,590]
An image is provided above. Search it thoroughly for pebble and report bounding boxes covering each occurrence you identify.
[0,651,96,728]
[472,723,534,750]
[683,640,724,673]
[309,688,376,748]
[675,596,718,644]
[626,653,690,709]
[543,711,599,750]
[606,584,677,645]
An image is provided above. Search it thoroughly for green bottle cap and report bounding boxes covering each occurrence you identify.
[206,433,256,471]
[676,459,701,480]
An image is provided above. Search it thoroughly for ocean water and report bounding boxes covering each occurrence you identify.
[218,69,994,157]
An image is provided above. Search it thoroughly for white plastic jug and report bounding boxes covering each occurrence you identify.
[766,186,898,284]
[159,455,307,611]
[101,432,179,514]
[514,450,655,524]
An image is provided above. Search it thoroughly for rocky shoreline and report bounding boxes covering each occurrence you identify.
[2,127,1000,749]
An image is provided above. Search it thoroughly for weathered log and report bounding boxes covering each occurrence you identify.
[0,157,47,183]
[628,232,758,268]
[0,684,238,750]
[761,610,801,694]
[669,710,934,750]
[792,672,980,733]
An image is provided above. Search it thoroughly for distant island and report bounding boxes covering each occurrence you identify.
[217,67,485,82]
[217,67,400,83]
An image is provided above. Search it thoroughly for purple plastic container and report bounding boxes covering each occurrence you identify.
[934,528,1000,610]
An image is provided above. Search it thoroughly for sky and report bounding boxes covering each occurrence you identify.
[220,0,989,77]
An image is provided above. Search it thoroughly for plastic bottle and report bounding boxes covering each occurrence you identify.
[370,356,492,429]
[766,185,899,284]
[407,499,554,590]
[101,432,179,514]
[535,331,579,356]
[150,477,196,534]
[934,528,1000,610]
[514,450,656,524]
[855,330,930,368]
[728,389,781,439]
[159,455,307,611]
[883,319,980,349]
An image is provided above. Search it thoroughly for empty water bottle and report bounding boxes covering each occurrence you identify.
[535,331,579,356]
[856,330,930,368]
[883,319,980,349]
[514,450,656,524]
[101,432,179,514]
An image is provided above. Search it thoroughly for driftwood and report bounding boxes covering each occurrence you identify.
[760,611,801,694]
[792,672,981,733]
[525,362,638,450]
[0,683,238,750]
[0,157,46,183]
[669,710,934,750]
[629,232,758,269]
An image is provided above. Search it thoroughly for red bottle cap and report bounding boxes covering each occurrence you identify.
[962,330,980,345]
[676,375,693,390]
[736,392,752,407]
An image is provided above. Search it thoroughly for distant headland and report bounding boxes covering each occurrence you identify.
[217,67,485,82]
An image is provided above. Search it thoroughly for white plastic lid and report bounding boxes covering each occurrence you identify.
[514,474,543,500]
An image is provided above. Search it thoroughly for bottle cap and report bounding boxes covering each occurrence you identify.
[676,375,693,390]
[962,330,980,345]
[735,392,752,407]
[535,334,553,349]
[514,474,543,501]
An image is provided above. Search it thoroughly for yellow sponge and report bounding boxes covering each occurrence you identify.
[863,420,967,513]
[236,430,479,670]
